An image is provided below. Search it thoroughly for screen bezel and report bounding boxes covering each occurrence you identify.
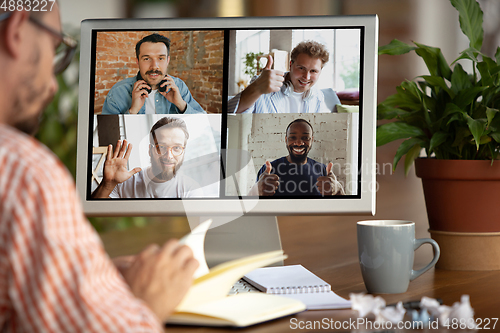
[76,15,378,216]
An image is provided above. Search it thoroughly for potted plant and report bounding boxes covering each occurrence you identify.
[376,0,500,270]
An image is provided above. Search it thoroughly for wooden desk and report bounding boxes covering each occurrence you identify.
[125,215,490,333]
[99,145,500,331]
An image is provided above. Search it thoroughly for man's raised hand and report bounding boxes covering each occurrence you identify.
[257,161,280,196]
[316,162,345,196]
[254,55,285,95]
[235,55,285,113]
[103,140,141,185]
[91,140,142,198]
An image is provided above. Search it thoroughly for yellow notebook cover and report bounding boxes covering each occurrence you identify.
[166,220,306,327]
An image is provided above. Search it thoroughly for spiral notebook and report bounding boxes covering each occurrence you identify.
[243,265,351,310]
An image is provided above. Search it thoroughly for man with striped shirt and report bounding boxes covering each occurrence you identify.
[0,3,198,332]
[228,40,333,114]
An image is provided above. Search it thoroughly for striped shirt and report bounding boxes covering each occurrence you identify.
[227,76,330,114]
[0,124,162,332]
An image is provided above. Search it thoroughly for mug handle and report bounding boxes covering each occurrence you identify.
[410,238,440,281]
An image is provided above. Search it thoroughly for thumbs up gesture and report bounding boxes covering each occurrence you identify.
[316,162,345,196]
[257,161,280,196]
[253,54,285,95]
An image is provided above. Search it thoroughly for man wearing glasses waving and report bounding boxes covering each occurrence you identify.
[0,4,198,332]
[92,117,204,198]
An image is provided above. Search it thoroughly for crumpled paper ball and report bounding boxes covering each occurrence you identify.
[350,293,405,324]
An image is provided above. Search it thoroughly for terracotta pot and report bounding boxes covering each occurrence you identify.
[415,158,500,232]
[415,158,500,270]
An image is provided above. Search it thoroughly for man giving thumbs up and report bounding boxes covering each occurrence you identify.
[252,119,345,196]
[228,40,331,114]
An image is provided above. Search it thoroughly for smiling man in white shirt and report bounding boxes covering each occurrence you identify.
[92,116,204,198]
[228,40,332,114]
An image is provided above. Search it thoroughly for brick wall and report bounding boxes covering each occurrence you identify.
[94,30,224,114]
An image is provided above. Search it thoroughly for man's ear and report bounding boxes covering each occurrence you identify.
[2,11,31,59]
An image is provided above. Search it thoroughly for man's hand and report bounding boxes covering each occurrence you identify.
[158,75,187,112]
[257,161,280,196]
[121,240,199,322]
[91,140,141,198]
[316,162,345,196]
[236,55,285,113]
[252,55,285,95]
[129,79,150,114]
[112,255,135,277]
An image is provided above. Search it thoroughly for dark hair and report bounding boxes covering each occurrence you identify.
[135,33,171,59]
[150,117,189,145]
[290,40,329,68]
[286,118,314,136]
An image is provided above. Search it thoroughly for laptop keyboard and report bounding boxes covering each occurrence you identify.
[228,278,261,295]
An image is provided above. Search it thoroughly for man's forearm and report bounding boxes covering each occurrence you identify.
[91,181,116,199]
[235,82,262,113]
[174,100,187,113]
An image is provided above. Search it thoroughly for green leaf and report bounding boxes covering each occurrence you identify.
[479,135,492,144]
[490,132,500,143]
[376,122,426,147]
[482,56,498,70]
[377,104,409,120]
[495,47,500,64]
[477,61,493,86]
[429,131,449,154]
[453,86,487,110]
[414,42,452,80]
[443,102,466,124]
[452,127,472,148]
[450,0,484,51]
[379,39,417,55]
[420,75,455,98]
[381,91,423,111]
[488,111,500,131]
[465,115,487,150]
[447,113,463,126]
[393,137,426,171]
[452,47,481,64]
[404,144,422,176]
[450,63,472,93]
[486,107,498,128]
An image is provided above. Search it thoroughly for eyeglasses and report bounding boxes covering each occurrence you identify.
[0,12,77,75]
[152,144,185,157]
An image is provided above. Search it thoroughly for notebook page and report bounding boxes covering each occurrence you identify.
[243,264,331,294]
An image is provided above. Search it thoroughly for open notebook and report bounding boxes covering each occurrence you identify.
[166,220,306,327]
[243,265,351,310]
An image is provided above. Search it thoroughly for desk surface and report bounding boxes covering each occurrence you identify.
[99,145,500,332]
[159,216,498,332]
